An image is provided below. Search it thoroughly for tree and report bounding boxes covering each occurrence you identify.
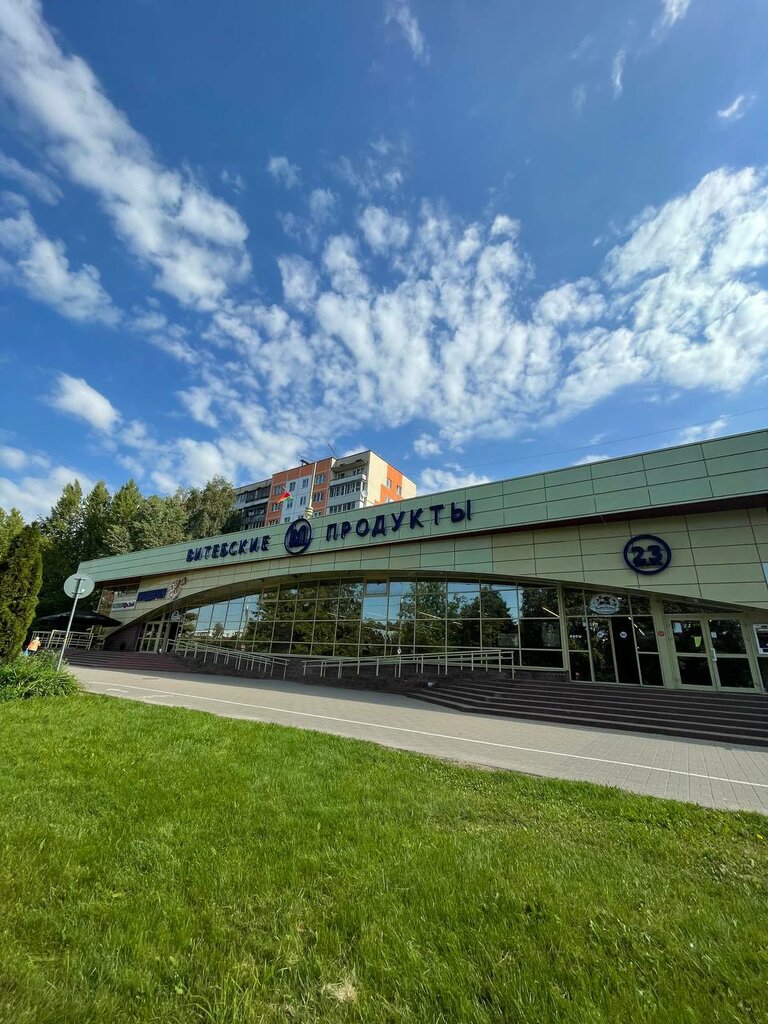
[184,476,239,539]
[106,480,144,554]
[0,525,43,663]
[80,482,112,561]
[132,492,189,549]
[0,506,25,561]
[38,481,85,617]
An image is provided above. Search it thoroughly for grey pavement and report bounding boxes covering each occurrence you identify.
[72,665,768,816]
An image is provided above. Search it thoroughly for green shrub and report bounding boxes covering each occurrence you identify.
[0,652,79,703]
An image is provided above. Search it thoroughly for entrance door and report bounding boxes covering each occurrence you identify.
[669,617,756,690]
[609,616,640,686]
[138,620,164,653]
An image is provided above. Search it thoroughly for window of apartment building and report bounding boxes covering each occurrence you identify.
[396,485,402,495]
[314,491,324,504]
[273,485,282,496]
[288,481,296,492]
[285,499,293,509]
[316,473,325,484]
[386,477,392,489]
[299,496,306,506]
[300,477,309,489]
[271,503,280,512]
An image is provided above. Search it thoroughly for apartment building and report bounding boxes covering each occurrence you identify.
[234,450,417,529]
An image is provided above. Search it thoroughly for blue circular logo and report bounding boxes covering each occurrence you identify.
[623,534,672,575]
[284,517,313,556]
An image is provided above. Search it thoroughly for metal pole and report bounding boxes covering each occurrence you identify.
[56,589,82,670]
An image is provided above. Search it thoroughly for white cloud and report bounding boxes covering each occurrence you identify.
[0,198,119,324]
[220,168,245,193]
[267,155,301,189]
[48,373,120,433]
[413,434,441,458]
[655,0,691,34]
[678,416,728,444]
[419,468,491,493]
[717,94,755,122]
[0,151,61,203]
[0,445,30,470]
[385,1,429,65]
[0,2,250,310]
[574,453,610,465]
[612,50,626,98]
[309,188,336,222]
[0,463,94,521]
[572,84,586,115]
[278,254,318,310]
[359,206,410,253]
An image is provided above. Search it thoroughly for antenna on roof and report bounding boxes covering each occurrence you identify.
[328,441,339,459]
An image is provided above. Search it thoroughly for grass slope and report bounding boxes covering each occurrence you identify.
[0,694,766,1024]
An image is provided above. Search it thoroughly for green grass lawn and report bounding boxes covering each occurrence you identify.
[1,695,766,1024]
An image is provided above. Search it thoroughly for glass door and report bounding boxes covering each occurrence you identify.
[138,621,163,653]
[669,617,756,690]
[670,619,713,687]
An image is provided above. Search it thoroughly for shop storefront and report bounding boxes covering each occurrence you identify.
[81,429,768,694]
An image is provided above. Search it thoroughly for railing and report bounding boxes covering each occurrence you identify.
[171,639,292,678]
[33,630,99,651]
[170,640,533,682]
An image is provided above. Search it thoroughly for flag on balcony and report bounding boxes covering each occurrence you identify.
[276,489,292,502]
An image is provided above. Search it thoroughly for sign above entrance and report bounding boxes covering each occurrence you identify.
[623,534,672,575]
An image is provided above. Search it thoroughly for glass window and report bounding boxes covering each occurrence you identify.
[386,477,392,489]
[639,654,663,687]
[520,587,559,617]
[396,485,402,495]
[224,598,245,633]
[362,595,388,622]
[195,605,214,634]
[482,619,519,648]
[585,592,629,616]
[566,618,588,651]
[388,581,413,596]
[335,619,361,643]
[448,619,480,648]
[588,619,616,682]
[520,619,562,649]
[365,581,387,594]
[481,585,519,617]
[569,651,591,681]
[316,473,326,484]
[631,617,657,652]
[709,620,746,655]
[630,594,652,614]
[563,589,585,615]
[520,649,563,668]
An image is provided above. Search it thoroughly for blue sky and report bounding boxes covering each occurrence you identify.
[1,0,768,519]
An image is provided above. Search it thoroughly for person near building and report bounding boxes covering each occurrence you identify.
[24,636,42,657]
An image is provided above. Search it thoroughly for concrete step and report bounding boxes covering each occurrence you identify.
[64,651,191,673]
[410,693,768,746]
[424,685,768,722]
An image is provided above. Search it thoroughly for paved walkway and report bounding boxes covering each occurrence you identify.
[73,665,768,815]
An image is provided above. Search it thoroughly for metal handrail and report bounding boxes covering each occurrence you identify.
[33,630,96,651]
[170,637,541,682]
[171,639,292,679]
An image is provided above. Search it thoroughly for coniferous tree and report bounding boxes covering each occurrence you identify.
[0,506,25,561]
[38,481,85,617]
[80,482,113,561]
[106,480,143,554]
[0,524,43,663]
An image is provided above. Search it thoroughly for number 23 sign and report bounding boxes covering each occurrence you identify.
[623,534,672,575]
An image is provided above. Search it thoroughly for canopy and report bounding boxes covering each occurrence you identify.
[35,611,123,629]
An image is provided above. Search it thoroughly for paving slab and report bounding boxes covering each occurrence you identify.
[72,665,768,815]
